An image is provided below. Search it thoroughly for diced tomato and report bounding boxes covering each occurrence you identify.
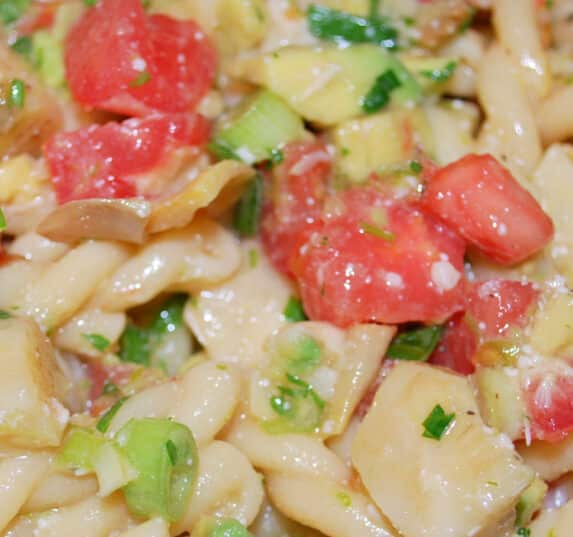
[429,313,477,375]
[260,141,331,275]
[65,0,216,116]
[525,369,573,442]
[422,154,554,265]
[44,113,209,203]
[467,279,539,338]
[290,186,466,327]
[85,361,134,402]
[16,4,55,35]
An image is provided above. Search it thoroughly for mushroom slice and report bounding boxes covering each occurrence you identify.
[147,160,254,234]
[37,198,151,244]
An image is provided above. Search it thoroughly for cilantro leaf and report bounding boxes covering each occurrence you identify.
[422,404,455,440]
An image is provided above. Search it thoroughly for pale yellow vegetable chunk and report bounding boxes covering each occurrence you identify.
[529,500,573,537]
[352,362,534,537]
[0,318,68,448]
[529,293,573,356]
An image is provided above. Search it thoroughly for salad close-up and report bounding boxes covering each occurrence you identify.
[1,0,573,536]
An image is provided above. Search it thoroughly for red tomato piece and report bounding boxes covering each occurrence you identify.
[65,0,216,116]
[467,279,539,338]
[261,141,331,275]
[525,370,573,442]
[290,186,466,327]
[422,154,554,265]
[44,113,209,203]
[429,313,477,375]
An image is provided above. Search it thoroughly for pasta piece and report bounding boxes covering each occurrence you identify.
[115,518,169,537]
[0,454,51,532]
[528,292,573,355]
[225,416,351,483]
[326,415,362,468]
[7,233,70,264]
[0,318,68,447]
[352,362,534,537]
[174,441,264,534]
[148,160,254,233]
[92,218,240,312]
[185,240,293,367]
[20,241,131,331]
[266,473,396,537]
[529,499,573,536]
[0,155,48,204]
[2,189,57,236]
[0,261,45,311]
[216,0,268,53]
[4,494,129,537]
[477,45,542,176]
[538,86,573,144]
[53,309,126,358]
[518,435,573,482]
[493,0,550,100]
[21,470,98,513]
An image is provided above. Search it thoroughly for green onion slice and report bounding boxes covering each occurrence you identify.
[386,325,444,362]
[116,418,199,522]
[82,333,110,352]
[233,173,263,237]
[7,79,25,109]
[96,397,128,433]
[283,297,308,323]
[56,428,106,472]
[362,69,402,114]
[422,404,455,440]
[0,207,6,231]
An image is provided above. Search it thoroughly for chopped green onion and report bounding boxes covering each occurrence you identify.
[211,90,305,165]
[11,35,32,57]
[269,148,284,166]
[116,418,199,522]
[7,79,25,109]
[96,397,128,433]
[409,160,422,174]
[233,173,263,237]
[516,529,530,537]
[368,0,380,18]
[248,248,259,268]
[546,0,554,8]
[307,5,398,50]
[286,335,321,376]
[32,31,66,88]
[83,0,97,5]
[149,293,186,337]
[102,380,119,396]
[422,404,455,440]
[82,333,111,352]
[56,428,106,472]
[211,519,251,537]
[359,221,395,241]
[283,297,308,323]
[0,0,29,25]
[420,60,458,83]
[458,8,476,34]
[0,207,6,231]
[336,491,352,507]
[130,71,151,87]
[0,310,11,319]
[362,69,402,114]
[119,324,151,366]
[387,325,444,362]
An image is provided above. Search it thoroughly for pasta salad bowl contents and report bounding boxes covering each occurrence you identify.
[2,0,573,536]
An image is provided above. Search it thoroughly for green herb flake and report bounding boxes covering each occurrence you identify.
[420,61,458,83]
[422,404,455,440]
[0,310,11,319]
[362,69,402,114]
[516,529,530,537]
[387,325,443,362]
[359,221,395,241]
[233,173,263,237]
[269,148,284,166]
[96,397,128,433]
[165,439,177,465]
[102,380,119,396]
[340,147,351,156]
[0,0,29,25]
[486,480,498,486]
[0,207,6,231]
[7,79,25,109]
[130,71,151,87]
[287,335,321,376]
[248,248,259,269]
[150,294,186,337]
[307,4,398,50]
[119,324,151,366]
[216,363,228,371]
[458,8,476,34]
[83,0,97,6]
[409,160,422,174]
[336,491,352,507]
[11,35,32,57]
[82,333,111,352]
[283,297,308,323]
[546,0,554,9]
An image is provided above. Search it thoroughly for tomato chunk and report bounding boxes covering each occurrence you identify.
[290,186,466,327]
[44,113,209,203]
[422,154,554,265]
[65,0,216,116]
[525,369,573,442]
[429,313,477,375]
[261,142,331,275]
[467,279,539,338]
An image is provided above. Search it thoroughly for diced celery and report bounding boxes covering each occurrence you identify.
[56,428,107,473]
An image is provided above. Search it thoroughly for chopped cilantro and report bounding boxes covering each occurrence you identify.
[387,325,444,362]
[0,310,11,319]
[119,324,151,366]
[0,207,6,231]
[359,221,395,241]
[283,297,308,323]
[458,8,476,34]
[269,148,284,166]
[130,71,151,87]
[0,0,29,25]
[409,160,422,174]
[336,491,352,507]
[233,173,263,237]
[96,397,128,433]
[82,333,111,352]
[11,35,32,57]
[102,380,119,395]
[422,404,455,440]
[420,61,458,83]
[362,69,402,114]
[307,4,398,50]
[165,439,177,465]
[516,529,530,537]
[7,79,25,109]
